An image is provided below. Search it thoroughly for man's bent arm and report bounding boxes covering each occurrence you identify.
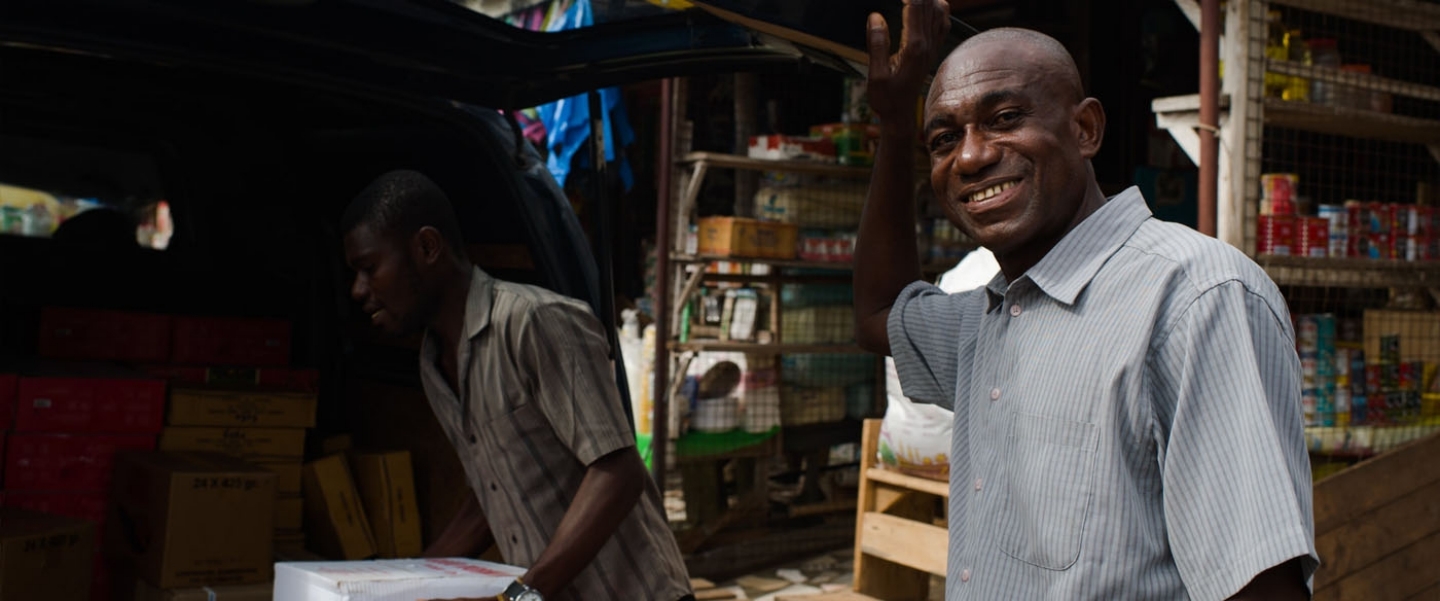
[1227,558,1309,600]
[520,446,648,599]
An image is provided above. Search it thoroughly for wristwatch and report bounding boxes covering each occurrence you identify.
[500,579,544,601]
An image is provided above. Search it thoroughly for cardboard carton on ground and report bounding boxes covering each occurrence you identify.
[303,455,375,560]
[135,579,272,601]
[275,495,304,531]
[272,558,523,601]
[5,433,157,491]
[0,508,94,601]
[108,451,276,588]
[14,364,167,433]
[351,452,422,559]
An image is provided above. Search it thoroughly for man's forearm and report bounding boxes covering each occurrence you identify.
[520,447,645,598]
[854,126,924,355]
[422,492,494,558]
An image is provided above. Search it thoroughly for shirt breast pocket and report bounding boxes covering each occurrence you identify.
[997,413,1099,570]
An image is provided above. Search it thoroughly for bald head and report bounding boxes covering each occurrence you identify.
[934,28,1084,105]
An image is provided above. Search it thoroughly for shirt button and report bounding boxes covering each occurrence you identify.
[974,478,983,491]
[1010,303,1022,317]
[990,388,1001,401]
[512,535,519,543]
[961,568,971,582]
[491,483,498,491]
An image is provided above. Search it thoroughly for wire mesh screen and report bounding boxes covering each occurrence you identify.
[1246,0,1440,483]
[655,71,963,586]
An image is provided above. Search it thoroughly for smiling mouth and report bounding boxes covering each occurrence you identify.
[967,180,1017,204]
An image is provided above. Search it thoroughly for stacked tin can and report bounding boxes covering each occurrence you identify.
[1345,200,1434,261]
[1364,334,1424,424]
[1298,314,1338,426]
[1258,174,1299,256]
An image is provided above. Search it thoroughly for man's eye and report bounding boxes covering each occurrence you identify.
[994,111,1022,125]
[929,132,958,151]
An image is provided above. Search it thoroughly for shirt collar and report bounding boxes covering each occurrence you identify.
[464,266,495,341]
[985,186,1153,308]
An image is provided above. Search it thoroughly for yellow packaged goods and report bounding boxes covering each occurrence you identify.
[275,495,304,531]
[0,508,94,601]
[166,387,317,428]
[753,183,867,229]
[352,451,423,559]
[134,579,271,601]
[302,454,376,560]
[261,462,303,495]
[107,451,275,588]
[159,427,305,461]
[696,217,798,259]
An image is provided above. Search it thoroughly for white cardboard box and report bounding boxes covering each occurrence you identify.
[273,558,524,601]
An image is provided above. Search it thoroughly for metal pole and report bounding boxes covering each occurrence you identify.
[651,78,675,486]
[1199,0,1221,237]
[587,90,633,431]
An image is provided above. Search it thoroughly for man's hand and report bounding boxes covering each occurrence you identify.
[866,0,951,126]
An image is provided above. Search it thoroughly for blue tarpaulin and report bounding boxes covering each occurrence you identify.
[528,0,636,191]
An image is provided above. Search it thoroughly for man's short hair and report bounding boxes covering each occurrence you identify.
[341,169,466,254]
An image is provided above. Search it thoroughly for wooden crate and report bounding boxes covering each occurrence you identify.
[849,418,948,600]
[1312,429,1440,600]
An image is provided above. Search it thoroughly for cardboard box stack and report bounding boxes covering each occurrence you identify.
[1,306,310,599]
[106,451,275,599]
[2,308,172,600]
[144,315,315,555]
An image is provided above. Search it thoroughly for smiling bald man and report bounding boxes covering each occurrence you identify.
[851,3,1318,600]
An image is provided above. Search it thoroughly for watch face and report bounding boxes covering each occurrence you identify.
[516,592,544,601]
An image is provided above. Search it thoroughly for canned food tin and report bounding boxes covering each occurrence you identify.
[1366,364,1383,395]
[1393,233,1414,262]
[1351,394,1367,425]
[1301,355,1320,389]
[1381,334,1401,363]
[1258,215,1296,256]
[1336,348,1351,376]
[1381,362,1400,391]
[1262,174,1299,212]
[1370,233,1393,260]
[1316,389,1335,427]
[1316,314,1336,351]
[1365,201,1389,234]
[1301,389,1319,426]
[1400,361,1415,391]
[1392,203,1418,236]
[1335,388,1352,427]
[1417,206,1434,237]
[1300,217,1330,258]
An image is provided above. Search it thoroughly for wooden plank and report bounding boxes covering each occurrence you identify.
[681,151,873,178]
[873,486,913,514]
[1315,529,1440,601]
[694,587,738,600]
[1266,59,1440,103]
[1315,478,1440,589]
[1314,429,1440,534]
[859,512,949,577]
[1258,256,1440,289]
[684,2,870,74]
[1269,0,1440,32]
[690,578,716,590]
[1265,98,1440,145]
[778,593,881,601]
[866,467,951,498]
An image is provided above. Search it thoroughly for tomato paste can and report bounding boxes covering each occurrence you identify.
[1257,215,1296,256]
[1262,173,1299,214]
[1365,201,1389,234]
[1299,217,1329,258]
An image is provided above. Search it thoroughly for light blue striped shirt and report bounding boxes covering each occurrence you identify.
[889,187,1319,600]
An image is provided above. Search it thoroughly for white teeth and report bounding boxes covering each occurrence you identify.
[969,181,1016,203]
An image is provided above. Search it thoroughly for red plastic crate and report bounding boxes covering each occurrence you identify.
[170,317,292,367]
[37,307,172,363]
[4,433,157,491]
[0,373,15,431]
[14,376,166,433]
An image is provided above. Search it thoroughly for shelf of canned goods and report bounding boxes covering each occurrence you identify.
[1156,2,1440,598]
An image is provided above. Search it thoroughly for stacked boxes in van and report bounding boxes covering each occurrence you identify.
[2,307,171,600]
[144,315,315,554]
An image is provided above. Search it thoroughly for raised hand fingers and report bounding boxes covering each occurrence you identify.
[867,12,892,79]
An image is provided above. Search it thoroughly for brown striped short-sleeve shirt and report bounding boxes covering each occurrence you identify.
[418,267,691,601]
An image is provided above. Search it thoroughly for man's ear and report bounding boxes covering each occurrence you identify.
[413,226,446,266]
[1074,97,1106,159]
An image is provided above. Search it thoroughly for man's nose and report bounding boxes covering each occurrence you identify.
[952,129,1000,176]
[350,276,368,302]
